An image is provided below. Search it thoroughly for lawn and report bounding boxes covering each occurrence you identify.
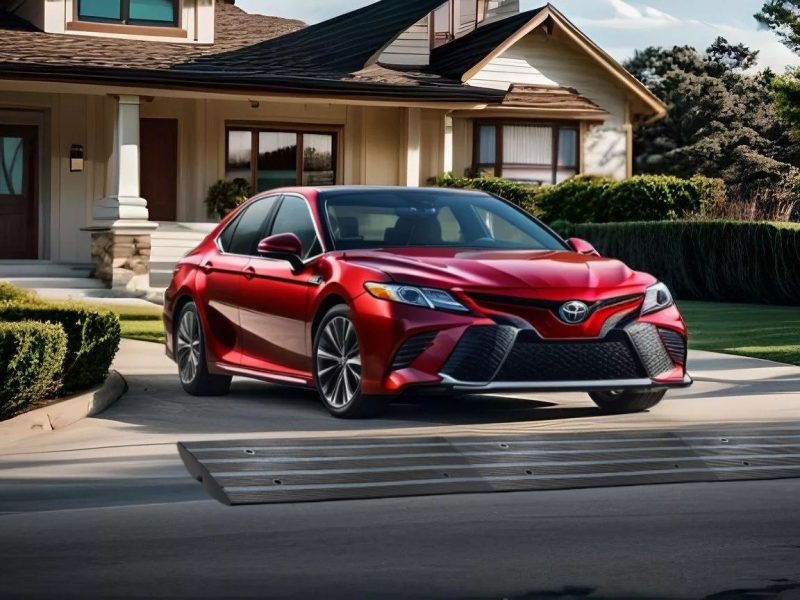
[90,300,800,367]
[679,301,800,366]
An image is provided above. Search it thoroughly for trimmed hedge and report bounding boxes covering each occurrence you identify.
[435,173,726,224]
[0,282,41,305]
[0,303,121,392]
[537,175,726,224]
[434,173,539,214]
[553,221,800,305]
[0,321,68,417]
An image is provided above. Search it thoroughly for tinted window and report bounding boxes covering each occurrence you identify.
[226,196,277,255]
[323,189,565,251]
[269,195,320,259]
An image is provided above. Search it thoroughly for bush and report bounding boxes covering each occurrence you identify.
[206,178,252,220]
[0,282,41,305]
[0,321,68,417]
[555,221,800,305]
[434,173,540,214]
[0,303,121,392]
[536,175,726,224]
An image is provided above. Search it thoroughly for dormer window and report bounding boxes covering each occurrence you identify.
[77,0,179,27]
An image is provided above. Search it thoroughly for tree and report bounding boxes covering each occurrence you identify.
[757,2,800,137]
[625,38,800,198]
[755,1,800,54]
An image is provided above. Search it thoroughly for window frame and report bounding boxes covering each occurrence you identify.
[225,124,340,194]
[76,0,181,28]
[472,120,581,185]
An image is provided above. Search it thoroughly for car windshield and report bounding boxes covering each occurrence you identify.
[321,189,566,251]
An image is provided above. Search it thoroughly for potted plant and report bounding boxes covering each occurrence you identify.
[205,178,252,220]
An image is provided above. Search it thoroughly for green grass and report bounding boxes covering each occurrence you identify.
[679,301,800,366]
[76,303,166,345]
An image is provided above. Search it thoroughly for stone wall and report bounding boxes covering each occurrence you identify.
[91,230,151,292]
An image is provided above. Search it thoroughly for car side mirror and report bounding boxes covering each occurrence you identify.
[257,233,304,273]
[566,237,600,257]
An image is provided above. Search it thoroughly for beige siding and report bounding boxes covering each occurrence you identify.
[380,18,431,66]
[466,29,629,180]
[481,0,520,25]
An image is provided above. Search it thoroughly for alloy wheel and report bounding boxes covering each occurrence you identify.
[316,316,362,408]
[176,309,201,385]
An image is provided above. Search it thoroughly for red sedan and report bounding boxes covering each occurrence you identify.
[164,187,691,418]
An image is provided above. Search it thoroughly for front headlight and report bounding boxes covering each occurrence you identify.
[641,282,674,315]
[364,282,469,313]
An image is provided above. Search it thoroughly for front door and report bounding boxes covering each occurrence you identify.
[0,125,37,259]
[140,118,178,222]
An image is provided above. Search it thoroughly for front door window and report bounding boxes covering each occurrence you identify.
[0,136,23,195]
[0,126,37,259]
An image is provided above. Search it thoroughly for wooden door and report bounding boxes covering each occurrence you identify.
[0,125,38,259]
[140,118,178,222]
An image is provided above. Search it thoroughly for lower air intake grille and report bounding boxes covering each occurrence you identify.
[441,326,517,382]
[495,331,646,382]
[658,328,687,365]
[391,331,438,370]
[626,323,675,378]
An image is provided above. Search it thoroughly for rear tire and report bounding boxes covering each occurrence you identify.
[312,305,388,419]
[589,389,666,414]
[176,302,232,397]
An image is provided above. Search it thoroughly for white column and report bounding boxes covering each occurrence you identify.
[404,107,422,187]
[94,95,154,227]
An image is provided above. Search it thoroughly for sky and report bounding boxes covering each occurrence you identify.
[235,0,800,71]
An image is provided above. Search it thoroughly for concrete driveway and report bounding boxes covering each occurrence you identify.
[0,340,799,598]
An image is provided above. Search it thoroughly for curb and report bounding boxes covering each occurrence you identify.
[0,370,128,446]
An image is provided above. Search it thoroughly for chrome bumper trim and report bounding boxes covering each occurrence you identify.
[437,374,693,393]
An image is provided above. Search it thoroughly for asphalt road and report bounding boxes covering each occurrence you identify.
[1,341,799,599]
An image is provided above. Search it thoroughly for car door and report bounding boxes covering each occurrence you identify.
[238,193,324,377]
[197,195,279,367]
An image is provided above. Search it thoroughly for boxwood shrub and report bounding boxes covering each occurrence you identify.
[434,173,539,214]
[0,282,41,305]
[0,321,68,417]
[0,303,122,392]
[554,221,800,305]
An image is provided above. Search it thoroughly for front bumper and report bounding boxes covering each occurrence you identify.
[436,374,693,394]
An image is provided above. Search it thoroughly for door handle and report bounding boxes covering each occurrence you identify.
[243,266,256,280]
[200,261,213,273]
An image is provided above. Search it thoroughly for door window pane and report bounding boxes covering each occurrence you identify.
[0,137,24,196]
[129,0,176,24]
[302,134,335,186]
[477,125,496,166]
[226,131,252,182]
[258,132,297,192]
[270,196,319,258]
[79,0,122,21]
[228,197,277,255]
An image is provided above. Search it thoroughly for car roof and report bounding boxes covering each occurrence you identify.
[262,185,491,196]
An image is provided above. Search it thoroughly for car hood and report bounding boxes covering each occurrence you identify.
[342,247,653,293]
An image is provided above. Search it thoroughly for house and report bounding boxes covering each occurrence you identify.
[0,0,665,290]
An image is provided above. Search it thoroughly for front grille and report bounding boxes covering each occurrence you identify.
[441,326,516,382]
[658,328,687,365]
[495,331,646,382]
[390,331,438,370]
[626,323,675,378]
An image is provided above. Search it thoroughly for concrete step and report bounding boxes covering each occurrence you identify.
[3,277,107,290]
[0,262,94,278]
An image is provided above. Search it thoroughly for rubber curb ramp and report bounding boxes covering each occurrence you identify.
[178,424,800,505]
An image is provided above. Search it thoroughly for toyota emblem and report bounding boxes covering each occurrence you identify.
[558,301,590,324]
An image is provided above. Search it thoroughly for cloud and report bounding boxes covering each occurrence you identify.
[572,0,682,31]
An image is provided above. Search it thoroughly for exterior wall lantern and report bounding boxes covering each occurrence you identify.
[70,144,85,172]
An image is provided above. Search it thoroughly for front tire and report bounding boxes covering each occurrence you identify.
[312,305,388,419]
[176,302,232,397]
[590,389,667,414]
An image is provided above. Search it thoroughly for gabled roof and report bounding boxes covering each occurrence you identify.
[430,3,666,119]
[181,0,446,74]
[430,8,547,81]
[0,0,503,102]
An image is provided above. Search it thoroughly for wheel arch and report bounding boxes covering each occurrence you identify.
[311,293,349,344]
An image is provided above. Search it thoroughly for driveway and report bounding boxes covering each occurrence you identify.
[0,340,799,598]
